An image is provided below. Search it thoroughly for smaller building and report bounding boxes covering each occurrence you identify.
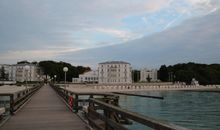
[72,70,98,83]
[140,68,158,82]
[191,78,199,86]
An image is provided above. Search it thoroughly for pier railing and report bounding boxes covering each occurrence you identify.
[52,84,188,130]
[51,84,118,113]
[88,98,188,130]
[0,84,42,114]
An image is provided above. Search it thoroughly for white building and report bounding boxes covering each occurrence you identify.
[98,61,132,84]
[8,65,17,81]
[14,64,41,82]
[140,68,158,82]
[1,63,42,82]
[72,70,98,83]
[191,78,199,86]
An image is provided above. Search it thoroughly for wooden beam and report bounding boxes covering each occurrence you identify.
[113,92,164,99]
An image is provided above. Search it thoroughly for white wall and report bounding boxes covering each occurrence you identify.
[98,62,132,84]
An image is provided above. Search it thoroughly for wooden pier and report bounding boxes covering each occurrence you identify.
[52,84,189,130]
[0,85,87,130]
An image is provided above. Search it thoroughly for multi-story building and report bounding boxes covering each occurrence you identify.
[140,68,158,82]
[14,64,41,82]
[98,61,132,84]
[8,65,16,81]
[72,70,99,83]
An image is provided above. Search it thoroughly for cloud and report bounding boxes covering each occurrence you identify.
[0,0,220,65]
[60,9,220,68]
[85,27,141,42]
[0,48,82,63]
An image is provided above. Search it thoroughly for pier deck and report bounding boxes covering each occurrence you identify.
[0,85,87,130]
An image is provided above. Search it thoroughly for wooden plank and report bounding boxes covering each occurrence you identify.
[0,85,87,130]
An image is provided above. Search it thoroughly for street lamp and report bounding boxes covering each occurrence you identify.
[37,74,40,82]
[63,67,68,89]
[24,65,30,90]
[54,75,57,83]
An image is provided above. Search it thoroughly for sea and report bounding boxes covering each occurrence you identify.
[119,91,220,130]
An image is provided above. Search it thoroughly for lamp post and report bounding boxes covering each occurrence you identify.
[63,67,68,89]
[54,75,57,83]
[37,74,40,82]
[24,65,30,90]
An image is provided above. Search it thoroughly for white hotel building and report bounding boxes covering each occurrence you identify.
[98,61,132,84]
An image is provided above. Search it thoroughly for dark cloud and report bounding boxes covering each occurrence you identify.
[60,10,220,68]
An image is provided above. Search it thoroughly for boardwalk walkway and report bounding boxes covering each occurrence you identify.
[0,85,87,130]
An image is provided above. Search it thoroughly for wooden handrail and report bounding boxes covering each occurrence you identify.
[89,98,189,130]
[0,85,42,114]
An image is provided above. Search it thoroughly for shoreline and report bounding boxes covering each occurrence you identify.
[57,84,220,94]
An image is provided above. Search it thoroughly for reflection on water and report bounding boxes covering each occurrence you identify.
[119,91,220,130]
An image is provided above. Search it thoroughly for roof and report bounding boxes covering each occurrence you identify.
[13,63,37,67]
[99,61,130,65]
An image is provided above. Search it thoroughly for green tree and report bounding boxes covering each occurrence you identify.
[0,66,6,80]
[17,60,30,64]
[158,65,168,81]
[132,70,140,82]
[160,62,220,85]
[39,60,91,82]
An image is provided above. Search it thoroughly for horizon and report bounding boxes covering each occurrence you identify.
[2,60,220,70]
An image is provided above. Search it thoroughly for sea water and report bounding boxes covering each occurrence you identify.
[119,91,220,130]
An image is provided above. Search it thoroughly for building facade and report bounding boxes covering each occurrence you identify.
[140,68,158,82]
[72,70,98,83]
[1,63,41,82]
[14,64,41,82]
[98,61,132,84]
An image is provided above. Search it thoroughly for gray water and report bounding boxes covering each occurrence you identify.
[119,91,220,130]
[0,96,11,115]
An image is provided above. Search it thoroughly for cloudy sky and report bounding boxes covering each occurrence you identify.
[0,0,220,68]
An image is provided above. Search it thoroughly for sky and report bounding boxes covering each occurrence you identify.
[0,0,220,68]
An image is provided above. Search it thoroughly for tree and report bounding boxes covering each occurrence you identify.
[146,74,152,82]
[39,60,91,82]
[17,60,30,64]
[132,70,140,82]
[158,65,169,82]
[0,66,6,80]
[160,62,220,85]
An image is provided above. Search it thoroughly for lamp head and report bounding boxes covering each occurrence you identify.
[63,67,68,72]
